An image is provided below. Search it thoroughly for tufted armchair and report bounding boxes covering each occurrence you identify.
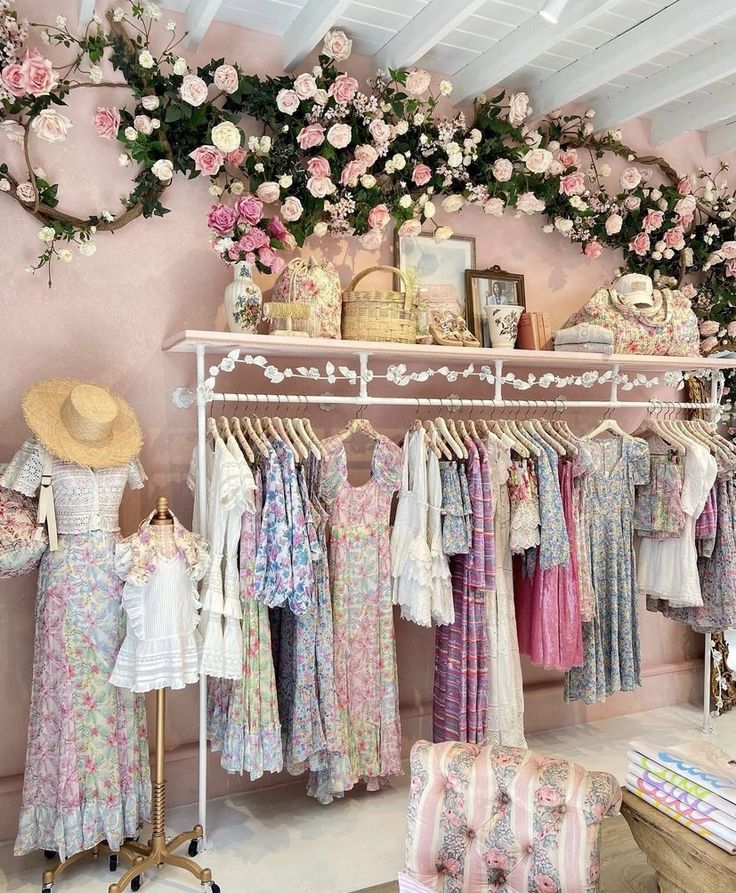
[401,741,621,893]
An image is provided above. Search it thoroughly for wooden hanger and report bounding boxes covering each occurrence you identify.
[293,416,322,459]
[423,419,452,460]
[435,415,465,460]
[337,416,381,442]
[217,416,232,439]
[302,416,325,459]
[587,416,626,439]
[525,418,565,456]
[241,415,270,458]
[549,420,578,455]
[283,415,309,462]
[207,416,221,441]
[231,416,255,464]
[495,419,530,459]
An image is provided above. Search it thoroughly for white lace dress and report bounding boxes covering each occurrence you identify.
[485,435,527,747]
[391,428,433,626]
[0,437,151,859]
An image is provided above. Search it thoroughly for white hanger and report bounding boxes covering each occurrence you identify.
[231,416,255,464]
[587,416,626,439]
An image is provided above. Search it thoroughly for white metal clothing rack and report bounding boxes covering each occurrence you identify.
[164,330,735,843]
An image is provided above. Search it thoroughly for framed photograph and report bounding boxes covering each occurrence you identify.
[465,265,526,347]
[394,230,476,320]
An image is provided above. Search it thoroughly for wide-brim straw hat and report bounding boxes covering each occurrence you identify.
[22,378,142,468]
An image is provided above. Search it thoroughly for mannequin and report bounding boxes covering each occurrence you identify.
[614,272,655,307]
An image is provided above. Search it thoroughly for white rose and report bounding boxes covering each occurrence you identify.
[79,241,96,256]
[323,29,352,62]
[583,122,593,136]
[442,195,464,213]
[439,80,452,96]
[124,126,137,141]
[675,195,697,215]
[508,92,530,125]
[276,88,300,115]
[515,191,545,215]
[138,50,155,69]
[395,120,409,135]
[257,181,280,203]
[89,65,102,84]
[542,224,554,233]
[180,74,208,107]
[281,196,304,222]
[118,154,131,166]
[327,123,352,148]
[398,195,412,209]
[434,225,453,242]
[151,159,174,182]
[293,73,317,100]
[413,113,425,126]
[548,160,564,176]
[0,178,9,192]
[230,181,244,194]
[16,182,36,203]
[492,158,514,182]
[214,64,239,94]
[38,226,55,243]
[619,166,642,191]
[279,174,293,189]
[483,197,505,216]
[369,119,392,143]
[312,65,322,77]
[447,152,463,168]
[360,174,376,188]
[650,188,662,200]
[605,213,623,235]
[314,89,329,106]
[173,57,188,76]
[391,152,406,171]
[58,248,73,263]
[211,121,241,153]
[524,148,553,174]
[134,114,153,134]
[141,94,160,111]
[209,184,223,196]
[554,217,573,234]
[31,108,73,143]
[313,221,328,237]
[423,201,436,219]
[152,118,160,129]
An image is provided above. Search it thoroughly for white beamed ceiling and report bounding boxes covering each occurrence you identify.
[168,0,736,153]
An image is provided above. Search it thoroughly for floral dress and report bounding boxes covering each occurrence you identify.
[319,434,402,792]
[1,438,151,860]
[564,434,650,704]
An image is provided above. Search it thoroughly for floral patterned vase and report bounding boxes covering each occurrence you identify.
[486,305,523,348]
[224,261,263,334]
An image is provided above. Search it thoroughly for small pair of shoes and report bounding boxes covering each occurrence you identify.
[429,310,481,348]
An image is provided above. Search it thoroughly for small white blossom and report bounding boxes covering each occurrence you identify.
[118,154,131,166]
[138,50,155,69]
[231,181,244,194]
[279,174,293,188]
[209,184,223,196]
[93,14,102,24]
[89,65,102,84]
[38,227,55,243]
[55,14,66,27]
[423,201,436,219]
[413,113,425,125]
[124,126,137,141]
[254,162,264,172]
[173,57,188,76]
[439,80,452,96]
[395,120,408,135]
[399,195,412,208]
[599,164,612,178]
[166,20,176,31]
[58,248,73,263]
[40,30,50,44]
[312,66,322,77]
[151,118,160,129]
[0,178,9,192]
[145,4,162,20]
[360,174,376,188]
[79,242,96,256]
[113,7,125,22]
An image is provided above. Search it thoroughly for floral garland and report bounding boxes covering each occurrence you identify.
[1,3,735,382]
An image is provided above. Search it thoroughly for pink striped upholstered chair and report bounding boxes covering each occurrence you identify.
[401,740,621,893]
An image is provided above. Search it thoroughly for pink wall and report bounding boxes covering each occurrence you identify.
[0,0,726,843]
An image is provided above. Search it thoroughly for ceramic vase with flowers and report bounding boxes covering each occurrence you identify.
[224,261,263,333]
[486,305,523,348]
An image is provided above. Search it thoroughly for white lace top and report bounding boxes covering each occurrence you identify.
[1,437,146,533]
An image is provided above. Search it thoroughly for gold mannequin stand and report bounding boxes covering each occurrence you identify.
[107,497,219,893]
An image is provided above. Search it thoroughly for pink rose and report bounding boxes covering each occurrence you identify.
[629,231,651,257]
[267,216,288,241]
[368,203,390,230]
[258,245,277,268]
[483,197,505,216]
[677,211,694,230]
[483,849,509,870]
[190,145,224,176]
[399,219,422,238]
[180,74,208,107]
[1,63,26,97]
[21,50,56,97]
[340,159,367,186]
[330,73,359,104]
[405,68,432,96]
[227,146,246,166]
[234,195,264,225]
[297,123,325,150]
[16,181,36,203]
[293,73,317,100]
[307,175,336,198]
[354,144,378,167]
[620,166,642,191]
[664,226,684,248]
[213,64,238,94]
[624,195,641,211]
[369,119,392,143]
[207,203,238,235]
[677,177,692,195]
[412,164,432,186]
[584,239,603,258]
[559,171,586,195]
[642,209,664,232]
[701,335,719,354]
[516,191,545,214]
[700,320,720,336]
[682,283,698,300]
[725,258,736,278]
[558,148,578,167]
[492,158,513,182]
[256,181,280,203]
[535,785,562,807]
[327,123,352,148]
[94,106,121,140]
[271,256,286,276]
[360,229,382,250]
[281,196,303,222]
[534,875,559,893]
[276,88,300,115]
[322,29,352,62]
[238,230,261,253]
[307,156,331,178]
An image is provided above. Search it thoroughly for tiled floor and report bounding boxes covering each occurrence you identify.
[2,704,733,893]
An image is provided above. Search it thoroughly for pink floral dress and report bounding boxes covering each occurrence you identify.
[319,434,403,793]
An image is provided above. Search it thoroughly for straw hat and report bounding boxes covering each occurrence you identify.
[22,378,142,468]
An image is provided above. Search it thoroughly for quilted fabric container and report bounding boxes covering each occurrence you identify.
[404,740,621,893]
[270,257,342,339]
[0,462,47,578]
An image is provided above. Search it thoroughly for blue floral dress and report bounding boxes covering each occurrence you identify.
[564,434,650,704]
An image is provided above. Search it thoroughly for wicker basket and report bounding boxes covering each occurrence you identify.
[341,265,416,343]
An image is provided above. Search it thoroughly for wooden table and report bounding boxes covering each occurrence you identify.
[621,788,736,893]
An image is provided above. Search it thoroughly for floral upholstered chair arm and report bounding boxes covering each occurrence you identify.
[403,740,622,893]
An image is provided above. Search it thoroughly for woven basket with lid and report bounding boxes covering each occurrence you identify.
[341,264,416,343]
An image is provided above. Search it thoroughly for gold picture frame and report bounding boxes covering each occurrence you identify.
[465,265,526,348]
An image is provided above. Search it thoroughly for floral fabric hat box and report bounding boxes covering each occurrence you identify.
[554,323,614,355]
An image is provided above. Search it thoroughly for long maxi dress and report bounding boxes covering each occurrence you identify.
[1,438,151,860]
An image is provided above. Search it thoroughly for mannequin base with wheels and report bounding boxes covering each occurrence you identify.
[41,843,105,892]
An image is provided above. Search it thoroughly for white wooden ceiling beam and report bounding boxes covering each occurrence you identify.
[185,0,224,49]
[78,0,96,27]
[283,0,353,71]
[593,42,736,134]
[706,121,736,157]
[531,0,736,117]
[651,90,736,145]
[451,0,620,105]
[373,0,486,71]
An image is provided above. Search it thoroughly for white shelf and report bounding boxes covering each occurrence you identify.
[163,330,736,373]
